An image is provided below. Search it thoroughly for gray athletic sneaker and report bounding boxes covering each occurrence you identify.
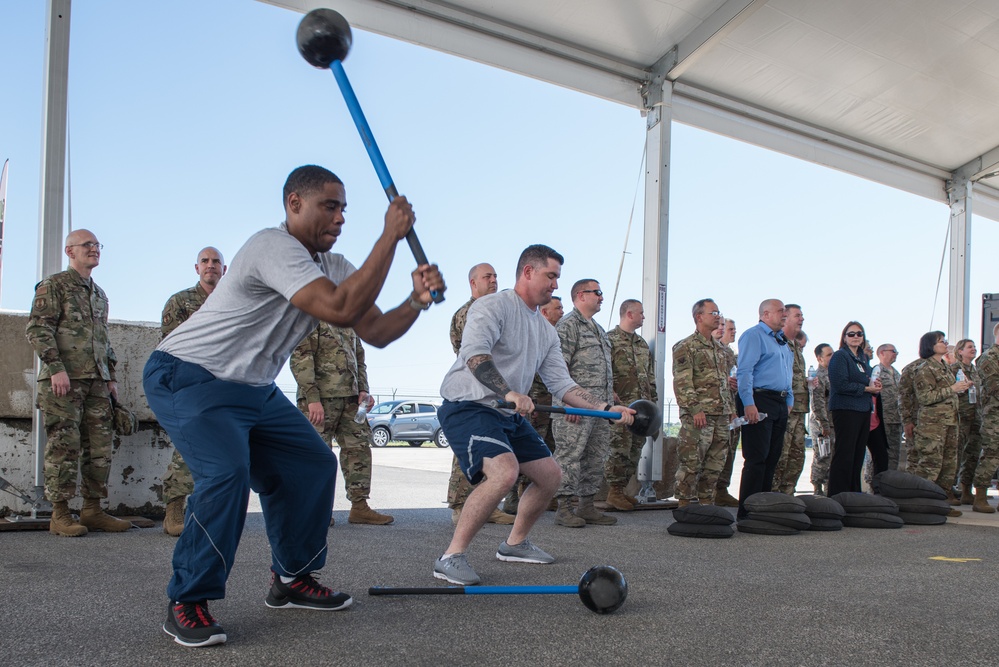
[495,539,555,564]
[433,553,481,585]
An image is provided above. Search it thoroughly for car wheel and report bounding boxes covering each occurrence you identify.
[434,428,449,448]
[371,426,390,447]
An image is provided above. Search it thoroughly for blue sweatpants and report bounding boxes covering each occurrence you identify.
[143,351,338,602]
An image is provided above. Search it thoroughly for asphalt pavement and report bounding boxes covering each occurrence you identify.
[2,447,997,667]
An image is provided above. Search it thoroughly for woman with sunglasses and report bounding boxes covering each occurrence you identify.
[910,331,973,514]
[826,322,883,496]
[951,339,982,506]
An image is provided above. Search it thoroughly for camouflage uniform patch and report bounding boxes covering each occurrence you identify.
[774,339,808,494]
[553,309,613,498]
[290,323,373,502]
[671,331,734,502]
[26,268,118,502]
[605,325,658,486]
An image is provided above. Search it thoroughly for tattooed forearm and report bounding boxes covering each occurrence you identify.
[468,354,512,395]
[565,386,600,408]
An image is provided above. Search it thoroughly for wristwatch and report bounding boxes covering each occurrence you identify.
[408,296,430,311]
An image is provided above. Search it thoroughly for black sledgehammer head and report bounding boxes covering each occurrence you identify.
[578,565,628,614]
[297,8,353,68]
[628,399,662,438]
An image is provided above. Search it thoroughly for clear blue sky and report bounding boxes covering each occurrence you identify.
[3,0,997,412]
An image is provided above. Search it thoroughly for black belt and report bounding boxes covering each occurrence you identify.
[754,388,788,398]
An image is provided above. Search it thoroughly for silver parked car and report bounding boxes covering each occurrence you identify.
[366,400,448,448]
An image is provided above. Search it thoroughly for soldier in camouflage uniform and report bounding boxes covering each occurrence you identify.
[911,331,972,515]
[873,344,905,472]
[553,279,617,526]
[25,229,130,537]
[773,306,808,495]
[159,247,226,536]
[446,263,513,525]
[503,295,563,514]
[290,323,392,525]
[808,343,834,494]
[671,299,736,506]
[952,339,982,504]
[604,299,658,511]
[713,319,740,507]
[971,324,999,513]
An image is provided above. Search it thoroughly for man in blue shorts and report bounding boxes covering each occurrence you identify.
[435,244,634,585]
[143,165,445,647]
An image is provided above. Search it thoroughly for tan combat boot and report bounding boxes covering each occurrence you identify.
[348,500,394,525]
[486,508,515,525]
[676,498,692,508]
[945,489,962,506]
[606,486,635,511]
[960,483,975,505]
[972,488,996,514]
[79,498,132,532]
[554,497,585,527]
[715,488,740,507]
[49,500,88,537]
[163,496,185,537]
[575,495,617,525]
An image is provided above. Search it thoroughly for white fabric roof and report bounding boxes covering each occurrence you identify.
[261,0,999,220]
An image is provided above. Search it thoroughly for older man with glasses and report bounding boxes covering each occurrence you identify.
[734,299,794,519]
[874,344,905,471]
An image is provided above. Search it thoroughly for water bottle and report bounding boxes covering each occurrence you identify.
[969,384,977,404]
[729,412,767,430]
[730,366,737,378]
[870,365,881,387]
[808,365,817,380]
[956,368,966,382]
[354,399,372,424]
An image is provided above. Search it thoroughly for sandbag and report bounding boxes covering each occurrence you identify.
[807,517,843,531]
[667,522,735,538]
[747,511,812,530]
[744,492,806,515]
[841,512,904,529]
[898,512,948,526]
[672,504,735,526]
[736,518,800,535]
[890,497,952,516]
[872,470,947,500]
[799,494,846,520]
[831,492,899,515]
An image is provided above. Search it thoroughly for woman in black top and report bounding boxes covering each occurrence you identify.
[826,321,883,496]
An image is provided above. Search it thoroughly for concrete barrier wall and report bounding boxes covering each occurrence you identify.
[0,311,170,516]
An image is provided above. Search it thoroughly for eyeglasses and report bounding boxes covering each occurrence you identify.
[68,242,103,250]
[845,331,864,338]
[886,349,898,354]
[580,289,603,297]
[706,310,720,316]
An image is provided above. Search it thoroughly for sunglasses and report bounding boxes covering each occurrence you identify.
[845,331,864,338]
[580,289,603,297]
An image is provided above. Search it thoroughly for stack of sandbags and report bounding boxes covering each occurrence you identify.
[737,492,810,535]
[667,504,735,538]
[799,494,845,531]
[872,470,950,526]
[831,492,903,529]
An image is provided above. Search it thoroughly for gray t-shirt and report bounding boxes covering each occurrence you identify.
[440,289,576,407]
[159,223,356,385]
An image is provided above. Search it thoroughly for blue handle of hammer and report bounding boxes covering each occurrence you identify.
[329,60,444,303]
[495,402,620,421]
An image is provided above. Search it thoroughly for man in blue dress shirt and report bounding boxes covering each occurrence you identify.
[735,298,794,518]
